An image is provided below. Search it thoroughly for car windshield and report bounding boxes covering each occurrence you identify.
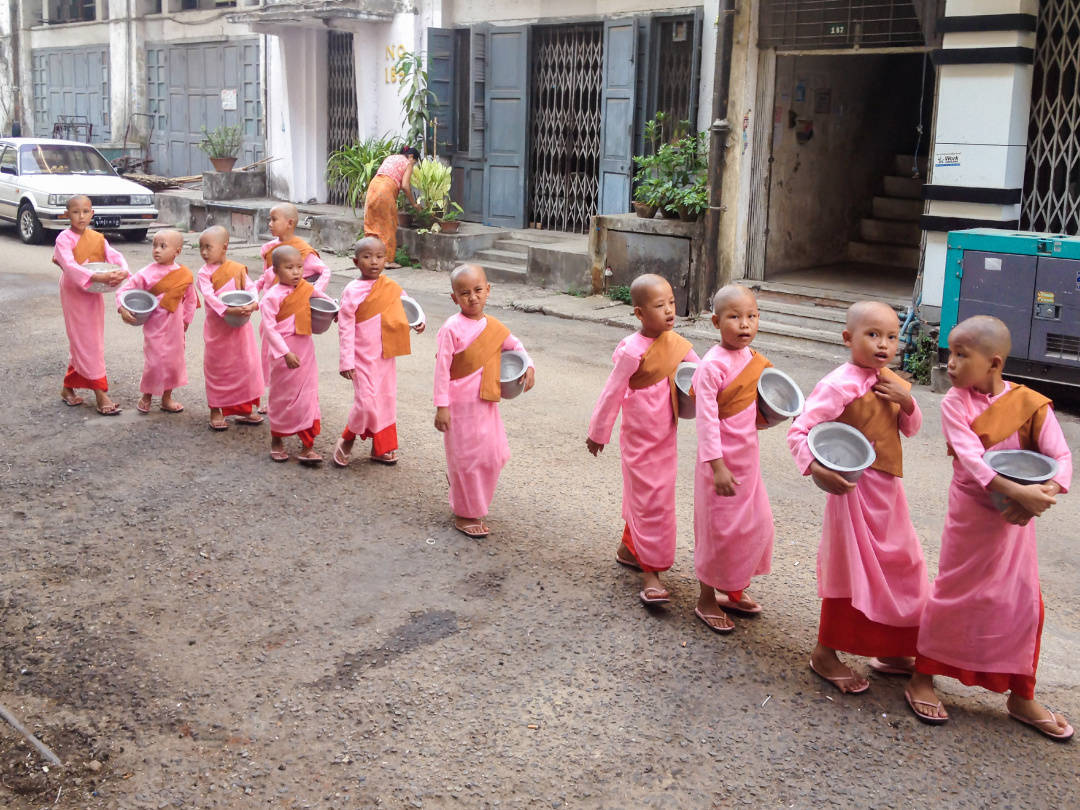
[18,144,116,176]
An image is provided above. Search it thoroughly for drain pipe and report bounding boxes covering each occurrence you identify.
[700,1,736,312]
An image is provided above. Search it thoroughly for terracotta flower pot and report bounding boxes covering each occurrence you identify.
[677,206,701,222]
[397,211,414,228]
[437,219,461,234]
[632,201,657,219]
[209,157,237,173]
[660,207,680,220]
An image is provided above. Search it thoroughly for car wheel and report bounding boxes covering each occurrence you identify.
[17,203,43,245]
[124,229,149,243]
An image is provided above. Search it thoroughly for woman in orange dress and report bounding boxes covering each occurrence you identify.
[364,147,420,267]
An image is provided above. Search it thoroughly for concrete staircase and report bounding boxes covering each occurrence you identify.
[846,154,926,270]
[474,230,568,284]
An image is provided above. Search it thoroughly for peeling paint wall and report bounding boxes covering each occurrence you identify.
[763,53,927,275]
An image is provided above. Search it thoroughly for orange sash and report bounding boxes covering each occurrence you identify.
[715,350,773,421]
[951,384,1051,454]
[264,236,319,269]
[628,330,694,421]
[149,265,198,313]
[836,368,911,478]
[449,316,512,402]
[72,229,107,264]
[210,260,249,292]
[352,275,411,359]
[276,280,314,336]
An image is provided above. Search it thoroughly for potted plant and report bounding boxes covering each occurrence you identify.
[397,191,414,227]
[437,201,464,233]
[395,50,436,153]
[634,114,707,221]
[410,156,459,230]
[325,133,405,211]
[198,124,244,172]
[631,114,666,218]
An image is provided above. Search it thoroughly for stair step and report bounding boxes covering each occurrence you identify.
[752,281,910,313]
[478,259,528,283]
[883,175,923,199]
[492,240,530,256]
[473,248,528,266]
[755,298,848,331]
[847,240,921,269]
[860,217,922,245]
[872,196,923,221]
[756,319,845,347]
[893,154,928,177]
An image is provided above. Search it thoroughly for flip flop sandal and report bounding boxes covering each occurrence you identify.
[298,454,323,466]
[136,400,152,414]
[96,405,122,416]
[235,415,264,425]
[332,438,351,468]
[714,591,763,616]
[615,551,641,571]
[371,451,398,465]
[269,450,290,463]
[61,395,84,407]
[905,691,949,725]
[454,522,489,538]
[869,657,915,676]
[639,587,671,605]
[208,420,229,431]
[694,606,735,634]
[809,659,870,695]
[160,404,184,413]
[1008,709,1074,741]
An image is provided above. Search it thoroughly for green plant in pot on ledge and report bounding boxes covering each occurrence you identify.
[199,124,244,173]
[410,157,464,233]
[633,114,708,221]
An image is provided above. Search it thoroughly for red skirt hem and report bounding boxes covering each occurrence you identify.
[64,365,108,391]
[271,418,321,448]
[221,397,259,417]
[818,597,919,658]
[621,524,667,573]
[341,423,398,456]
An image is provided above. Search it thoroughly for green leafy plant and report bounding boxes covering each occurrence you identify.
[903,327,938,385]
[632,113,707,216]
[198,125,243,159]
[441,201,464,222]
[395,50,436,151]
[609,284,632,305]
[395,246,417,267]
[410,157,456,225]
[326,134,405,211]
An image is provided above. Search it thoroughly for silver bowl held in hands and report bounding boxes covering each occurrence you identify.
[807,421,876,490]
[84,262,124,294]
[983,449,1059,513]
[499,349,529,400]
[401,295,425,328]
[220,289,258,328]
[675,362,697,420]
[757,367,805,428]
[309,296,340,335]
[119,289,158,326]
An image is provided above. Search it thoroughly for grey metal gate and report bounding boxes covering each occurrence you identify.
[146,40,262,178]
[327,31,358,206]
[1022,0,1080,234]
[527,23,603,233]
[759,1,926,49]
[31,46,110,141]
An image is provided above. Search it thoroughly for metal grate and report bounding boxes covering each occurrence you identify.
[528,24,603,234]
[759,1,925,50]
[655,18,694,125]
[327,31,358,206]
[88,195,131,206]
[1022,0,1080,235]
[1046,332,1080,361]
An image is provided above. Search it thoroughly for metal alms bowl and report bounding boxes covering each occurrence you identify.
[983,449,1059,512]
[499,349,529,400]
[807,421,877,489]
[120,289,158,326]
[675,362,698,420]
[220,289,258,328]
[401,296,425,328]
[309,297,340,334]
[757,367,805,428]
[84,262,123,294]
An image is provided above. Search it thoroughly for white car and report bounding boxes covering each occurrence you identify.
[0,137,158,244]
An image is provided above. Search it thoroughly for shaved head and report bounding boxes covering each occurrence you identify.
[66,194,92,211]
[270,202,299,222]
[951,315,1011,359]
[156,229,184,250]
[845,300,898,331]
[712,284,756,315]
[353,236,385,256]
[450,263,487,289]
[271,244,301,268]
[200,225,229,245]
[630,273,672,308]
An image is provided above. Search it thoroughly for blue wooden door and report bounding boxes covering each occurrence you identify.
[483,26,529,228]
[427,28,455,156]
[597,20,638,215]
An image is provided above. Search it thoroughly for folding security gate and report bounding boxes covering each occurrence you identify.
[327,32,358,206]
[1022,0,1080,235]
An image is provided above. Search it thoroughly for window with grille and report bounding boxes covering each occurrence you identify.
[759,1,926,50]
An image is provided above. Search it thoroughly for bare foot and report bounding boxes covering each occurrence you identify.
[60,387,84,406]
[695,583,735,632]
[137,394,153,413]
[715,590,762,616]
[297,447,323,465]
[810,643,869,694]
[905,672,948,722]
[209,407,227,430]
[160,392,183,413]
[874,656,916,674]
[93,390,118,412]
[1006,694,1072,738]
[615,542,640,569]
[454,517,490,537]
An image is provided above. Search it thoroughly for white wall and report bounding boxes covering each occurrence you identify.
[353,13,429,141]
[0,2,15,134]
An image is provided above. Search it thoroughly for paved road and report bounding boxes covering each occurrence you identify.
[0,226,1077,808]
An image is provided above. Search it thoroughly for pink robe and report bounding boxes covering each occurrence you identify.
[787,362,928,628]
[916,383,1073,675]
[197,262,264,409]
[116,262,198,396]
[338,278,418,437]
[587,332,698,570]
[53,228,128,383]
[434,313,530,519]
[259,283,332,437]
[692,345,773,591]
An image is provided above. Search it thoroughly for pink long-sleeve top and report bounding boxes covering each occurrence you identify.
[53,227,129,288]
[258,282,333,359]
[432,314,531,408]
